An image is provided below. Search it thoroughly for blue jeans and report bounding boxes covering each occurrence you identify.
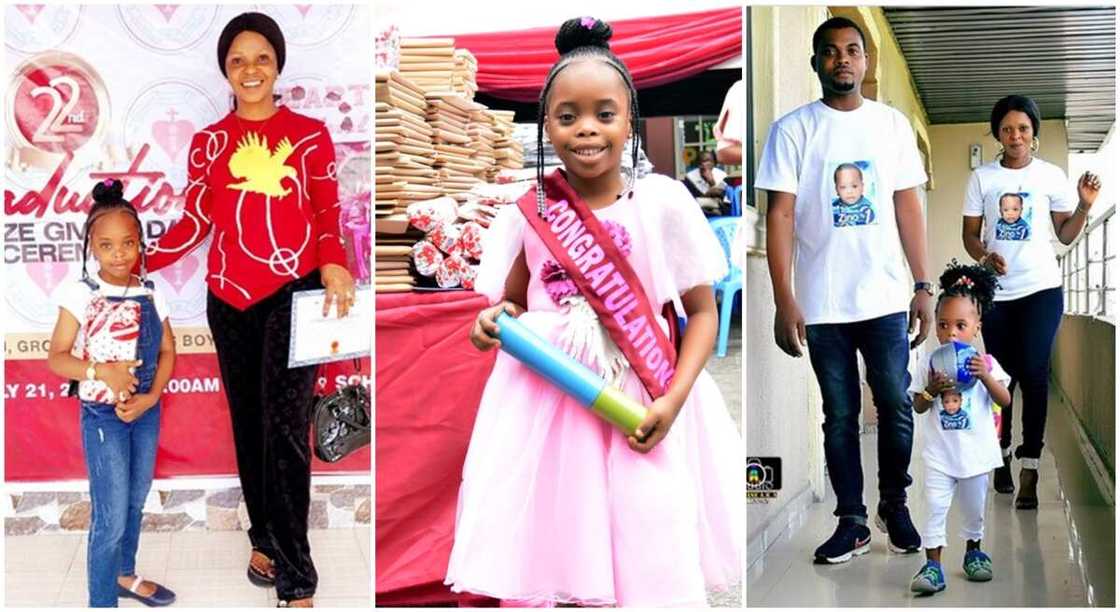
[806,312,914,519]
[982,287,1064,460]
[81,403,161,607]
[80,292,163,607]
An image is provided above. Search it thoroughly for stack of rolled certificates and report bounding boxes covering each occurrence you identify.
[398,38,456,95]
[426,93,486,198]
[452,48,478,98]
[467,107,499,182]
[374,71,438,218]
[491,110,524,170]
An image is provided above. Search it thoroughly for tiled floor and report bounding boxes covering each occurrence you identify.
[5,527,370,607]
[747,388,1113,607]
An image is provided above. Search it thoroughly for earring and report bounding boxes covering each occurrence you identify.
[1031,137,1040,152]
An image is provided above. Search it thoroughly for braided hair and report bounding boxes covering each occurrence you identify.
[82,179,146,282]
[537,17,640,203]
[937,259,999,317]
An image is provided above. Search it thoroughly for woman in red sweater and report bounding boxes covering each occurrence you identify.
[145,13,355,608]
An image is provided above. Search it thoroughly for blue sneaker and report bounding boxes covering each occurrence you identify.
[910,560,946,594]
[964,549,994,581]
[813,519,871,564]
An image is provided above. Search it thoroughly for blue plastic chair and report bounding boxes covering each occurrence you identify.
[725,184,743,217]
[708,217,742,357]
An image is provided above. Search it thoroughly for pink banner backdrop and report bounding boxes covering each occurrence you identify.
[3,4,371,481]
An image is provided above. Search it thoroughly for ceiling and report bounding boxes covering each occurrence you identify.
[883,6,1116,152]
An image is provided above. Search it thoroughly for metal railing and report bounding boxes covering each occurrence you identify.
[1061,204,1116,321]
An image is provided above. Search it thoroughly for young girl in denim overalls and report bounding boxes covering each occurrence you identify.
[47,179,177,607]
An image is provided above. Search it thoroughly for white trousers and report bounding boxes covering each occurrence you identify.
[922,466,988,549]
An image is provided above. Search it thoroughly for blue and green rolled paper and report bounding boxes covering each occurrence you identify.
[494,312,648,435]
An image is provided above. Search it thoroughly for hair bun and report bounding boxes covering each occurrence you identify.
[555,16,613,55]
[92,179,124,204]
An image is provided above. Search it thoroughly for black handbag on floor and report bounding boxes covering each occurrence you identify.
[312,364,370,462]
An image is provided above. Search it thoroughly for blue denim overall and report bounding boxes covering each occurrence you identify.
[78,280,163,607]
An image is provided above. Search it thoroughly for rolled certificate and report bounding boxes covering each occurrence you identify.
[494,312,648,435]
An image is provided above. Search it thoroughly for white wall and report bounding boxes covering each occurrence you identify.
[745,4,829,557]
[745,251,824,544]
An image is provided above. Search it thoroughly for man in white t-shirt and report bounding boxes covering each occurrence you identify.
[756,16,933,564]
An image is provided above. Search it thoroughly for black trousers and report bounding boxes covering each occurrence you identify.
[982,286,1064,460]
[207,272,322,600]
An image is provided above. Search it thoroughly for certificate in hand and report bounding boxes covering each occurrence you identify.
[288,286,372,368]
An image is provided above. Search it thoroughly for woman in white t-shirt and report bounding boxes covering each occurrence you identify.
[961,95,1102,509]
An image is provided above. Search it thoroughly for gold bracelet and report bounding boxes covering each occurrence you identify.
[920,389,935,402]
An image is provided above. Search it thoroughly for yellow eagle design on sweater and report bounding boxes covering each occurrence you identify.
[227,132,298,198]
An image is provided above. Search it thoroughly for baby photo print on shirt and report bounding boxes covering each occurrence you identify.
[829,159,878,227]
[995,191,1032,241]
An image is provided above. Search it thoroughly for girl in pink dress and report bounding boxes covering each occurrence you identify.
[445,17,743,607]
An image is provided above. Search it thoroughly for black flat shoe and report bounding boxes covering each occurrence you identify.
[117,576,176,607]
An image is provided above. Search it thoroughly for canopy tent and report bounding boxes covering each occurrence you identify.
[449,8,742,103]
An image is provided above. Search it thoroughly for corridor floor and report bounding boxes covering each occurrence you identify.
[747,388,1114,607]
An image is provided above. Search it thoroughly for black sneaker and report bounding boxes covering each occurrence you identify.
[813,520,871,564]
[875,502,921,553]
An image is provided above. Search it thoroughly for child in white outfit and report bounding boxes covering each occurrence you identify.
[908,262,1011,594]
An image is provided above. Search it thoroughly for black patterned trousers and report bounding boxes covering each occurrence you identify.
[207,271,322,600]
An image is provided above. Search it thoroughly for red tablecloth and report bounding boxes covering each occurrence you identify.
[375,291,498,606]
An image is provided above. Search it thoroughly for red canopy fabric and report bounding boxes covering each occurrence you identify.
[450,8,743,102]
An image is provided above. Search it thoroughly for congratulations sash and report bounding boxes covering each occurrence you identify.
[517,170,676,399]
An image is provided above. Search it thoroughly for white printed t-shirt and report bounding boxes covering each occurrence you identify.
[756,98,928,325]
[57,275,171,324]
[962,157,1077,301]
[909,350,1009,479]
